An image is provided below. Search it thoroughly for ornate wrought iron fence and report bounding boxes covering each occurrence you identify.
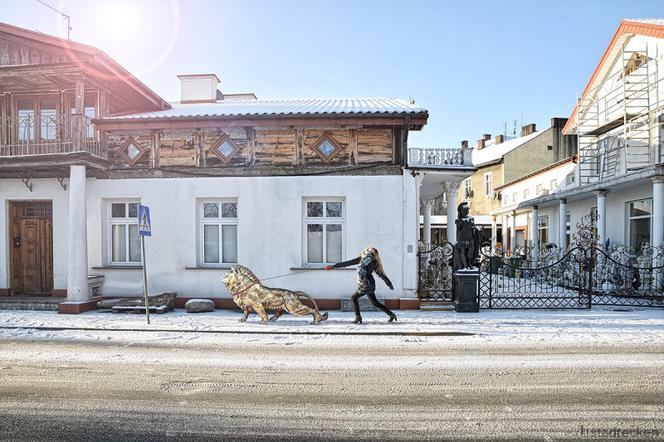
[417,242,455,302]
[479,247,591,309]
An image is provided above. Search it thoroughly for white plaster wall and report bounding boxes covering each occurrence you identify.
[84,174,411,299]
[0,179,70,290]
[537,184,653,246]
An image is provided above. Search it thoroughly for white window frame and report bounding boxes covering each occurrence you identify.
[198,199,238,267]
[483,173,492,196]
[523,188,530,200]
[107,200,141,266]
[464,178,472,200]
[625,198,652,252]
[303,197,345,267]
[550,179,558,190]
[537,215,549,245]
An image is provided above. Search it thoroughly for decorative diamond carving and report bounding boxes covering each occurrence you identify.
[117,136,146,165]
[311,134,343,162]
[209,134,240,163]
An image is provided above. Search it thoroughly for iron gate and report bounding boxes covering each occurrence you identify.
[417,242,454,302]
[478,246,664,309]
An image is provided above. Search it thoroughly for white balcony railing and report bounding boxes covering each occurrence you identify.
[408,147,473,169]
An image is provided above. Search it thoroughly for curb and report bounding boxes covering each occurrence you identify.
[0,325,474,337]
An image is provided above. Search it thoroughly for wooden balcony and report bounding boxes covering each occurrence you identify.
[0,114,109,177]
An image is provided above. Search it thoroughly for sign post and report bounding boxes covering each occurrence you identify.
[138,204,152,324]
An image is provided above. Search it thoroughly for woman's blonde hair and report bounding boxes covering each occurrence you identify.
[360,247,385,275]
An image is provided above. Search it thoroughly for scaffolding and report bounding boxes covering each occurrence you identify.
[575,38,663,184]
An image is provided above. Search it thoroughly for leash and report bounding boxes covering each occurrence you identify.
[230,269,311,297]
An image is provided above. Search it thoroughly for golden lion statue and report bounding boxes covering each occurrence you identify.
[222,265,329,324]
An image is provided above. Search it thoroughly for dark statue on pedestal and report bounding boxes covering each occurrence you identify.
[453,202,482,271]
[452,201,481,312]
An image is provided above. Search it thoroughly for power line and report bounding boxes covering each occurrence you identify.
[36,0,71,40]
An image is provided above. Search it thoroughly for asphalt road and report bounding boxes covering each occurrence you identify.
[0,333,662,441]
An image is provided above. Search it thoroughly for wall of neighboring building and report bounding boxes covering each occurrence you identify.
[458,162,503,216]
[503,124,577,183]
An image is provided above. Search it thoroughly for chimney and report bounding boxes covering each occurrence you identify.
[520,123,536,137]
[550,117,568,129]
[482,133,491,141]
[477,138,485,150]
[177,74,220,104]
[495,134,504,144]
[461,140,469,149]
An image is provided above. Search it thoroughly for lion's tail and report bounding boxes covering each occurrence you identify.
[294,291,321,312]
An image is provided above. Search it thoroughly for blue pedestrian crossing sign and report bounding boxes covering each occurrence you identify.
[138,205,152,237]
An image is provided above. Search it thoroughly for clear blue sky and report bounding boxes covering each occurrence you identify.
[1,0,662,147]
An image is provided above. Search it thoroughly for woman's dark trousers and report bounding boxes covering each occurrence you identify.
[351,291,395,318]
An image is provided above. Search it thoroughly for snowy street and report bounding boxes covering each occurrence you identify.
[0,309,663,440]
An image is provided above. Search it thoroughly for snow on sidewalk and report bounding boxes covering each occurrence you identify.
[0,307,662,346]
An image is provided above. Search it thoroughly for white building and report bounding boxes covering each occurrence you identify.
[0,22,468,312]
[520,19,664,255]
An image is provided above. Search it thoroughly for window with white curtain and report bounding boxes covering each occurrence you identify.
[304,198,344,265]
[108,202,141,265]
[200,200,238,266]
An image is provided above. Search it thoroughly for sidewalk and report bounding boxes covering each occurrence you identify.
[1,307,663,345]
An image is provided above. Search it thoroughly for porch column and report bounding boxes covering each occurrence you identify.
[446,182,459,244]
[653,178,664,291]
[491,216,498,250]
[502,215,509,254]
[422,200,433,245]
[67,165,89,302]
[652,178,664,248]
[559,198,567,251]
[530,205,539,260]
[595,190,607,247]
[510,211,517,253]
[73,77,85,152]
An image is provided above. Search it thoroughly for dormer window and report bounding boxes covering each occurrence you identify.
[210,134,240,163]
[311,134,342,162]
[117,136,146,165]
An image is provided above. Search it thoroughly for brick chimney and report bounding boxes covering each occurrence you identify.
[461,140,469,149]
[477,138,485,150]
[550,117,568,129]
[520,123,536,137]
[483,133,491,141]
[495,134,504,144]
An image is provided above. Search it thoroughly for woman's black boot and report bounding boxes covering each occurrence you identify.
[388,313,397,322]
[352,316,362,324]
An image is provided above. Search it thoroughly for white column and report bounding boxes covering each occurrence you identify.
[510,211,517,253]
[652,178,664,248]
[530,205,539,260]
[422,200,433,244]
[491,216,498,250]
[653,178,664,291]
[596,190,607,247]
[67,165,89,302]
[446,182,459,244]
[559,198,567,251]
[502,215,509,254]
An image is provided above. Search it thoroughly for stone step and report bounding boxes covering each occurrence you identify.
[0,301,60,311]
[420,302,455,311]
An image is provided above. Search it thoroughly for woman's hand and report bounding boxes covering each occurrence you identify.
[324,265,334,271]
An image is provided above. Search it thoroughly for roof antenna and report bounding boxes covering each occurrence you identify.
[36,0,71,40]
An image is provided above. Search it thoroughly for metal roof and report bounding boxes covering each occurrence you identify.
[102,98,427,120]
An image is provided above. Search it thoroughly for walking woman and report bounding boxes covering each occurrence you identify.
[325,247,397,324]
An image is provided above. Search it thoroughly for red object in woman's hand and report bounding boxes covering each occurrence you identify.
[324,265,334,270]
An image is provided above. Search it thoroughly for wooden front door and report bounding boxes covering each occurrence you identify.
[9,201,53,295]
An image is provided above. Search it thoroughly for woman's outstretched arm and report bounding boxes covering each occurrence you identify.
[324,256,360,270]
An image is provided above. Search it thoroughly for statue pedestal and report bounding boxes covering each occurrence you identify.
[453,270,479,313]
